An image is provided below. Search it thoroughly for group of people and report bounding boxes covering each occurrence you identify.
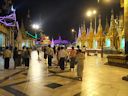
[43,45,85,80]
[2,45,85,81]
[3,46,31,70]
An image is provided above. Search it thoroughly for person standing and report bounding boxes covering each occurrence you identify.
[58,47,68,70]
[22,46,26,66]
[24,48,30,68]
[69,47,76,71]
[47,45,54,67]
[3,46,12,69]
[76,49,85,81]
[13,47,18,69]
[43,46,48,63]
[53,46,56,55]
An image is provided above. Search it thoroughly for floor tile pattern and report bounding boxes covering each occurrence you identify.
[45,83,63,89]
[0,52,127,96]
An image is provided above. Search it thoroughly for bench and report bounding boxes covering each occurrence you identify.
[107,55,128,68]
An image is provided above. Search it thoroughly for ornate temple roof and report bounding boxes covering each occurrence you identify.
[95,16,104,40]
[53,36,70,44]
[87,21,94,40]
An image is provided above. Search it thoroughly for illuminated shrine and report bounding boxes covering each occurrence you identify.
[0,6,19,48]
[77,10,124,52]
[40,35,51,45]
[53,36,70,45]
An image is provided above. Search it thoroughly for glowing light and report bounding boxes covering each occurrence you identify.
[86,10,92,17]
[106,39,110,47]
[0,12,17,27]
[86,9,97,17]
[11,5,15,12]
[26,31,37,39]
[120,38,125,49]
[93,10,97,15]
[72,29,75,32]
[93,40,97,49]
[32,24,40,30]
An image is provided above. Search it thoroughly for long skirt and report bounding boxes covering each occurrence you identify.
[59,58,65,70]
[70,57,76,68]
[77,61,84,78]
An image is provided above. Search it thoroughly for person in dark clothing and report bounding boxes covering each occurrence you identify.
[43,46,47,60]
[47,45,54,67]
[53,46,56,54]
[3,46,11,69]
[13,47,18,69]
[24,48,30,67]
[22,46,26,66]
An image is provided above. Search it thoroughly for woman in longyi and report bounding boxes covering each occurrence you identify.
[76,49,85,81]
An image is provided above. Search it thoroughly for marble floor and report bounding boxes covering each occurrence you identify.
[0,51,128,96]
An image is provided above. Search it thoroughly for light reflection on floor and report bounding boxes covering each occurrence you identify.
[0,52,128,96]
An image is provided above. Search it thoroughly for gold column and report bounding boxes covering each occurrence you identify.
[124,0,128,54]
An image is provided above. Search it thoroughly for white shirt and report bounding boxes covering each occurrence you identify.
[58,49,68,58]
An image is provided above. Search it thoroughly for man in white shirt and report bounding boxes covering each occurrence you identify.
[58,47,68,70]
[47,45,54,67]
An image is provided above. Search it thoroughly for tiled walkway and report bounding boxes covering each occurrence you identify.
[0,51,128,96]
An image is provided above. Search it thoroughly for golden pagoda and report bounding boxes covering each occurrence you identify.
[118,15,124,50]
[18,20,35,48]
[87,21,94,48]
[95,16,104,49]
[106,10,118,49]
[79,22,86,47]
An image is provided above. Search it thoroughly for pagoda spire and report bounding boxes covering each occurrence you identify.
[82,20,86,33]
[78,27,82,38]
[119,15,124,36]
[83,20,86,32]
[20,20,26,39]
[51,38,54,47]
[27,9,30,18]
[97,15,103,36]
[104,17,109,35]
[89,20,93,33]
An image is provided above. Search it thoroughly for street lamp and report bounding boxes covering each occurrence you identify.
[71,28,77,42]
[86,9,97,34]
[32,24,40,39]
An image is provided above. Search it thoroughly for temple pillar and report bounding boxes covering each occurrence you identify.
[124,0,128,54]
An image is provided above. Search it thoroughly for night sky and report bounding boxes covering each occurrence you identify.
[13,0,121,41]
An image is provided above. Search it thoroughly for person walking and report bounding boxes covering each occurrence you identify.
[13,47,18,69]
[3,46,12,69]
[47,45,54,67]
[69,47,76,71]
[43,46,47,63]
[58,47,68,70]
[76,49,85,81]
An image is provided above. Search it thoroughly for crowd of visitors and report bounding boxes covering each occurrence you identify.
[42,45,85,80]
[1,45,85,81]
